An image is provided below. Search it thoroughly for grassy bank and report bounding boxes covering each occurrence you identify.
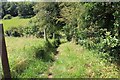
[51,42,120,78]
[6,37,52,78]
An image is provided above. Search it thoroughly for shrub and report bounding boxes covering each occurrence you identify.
[52,39,61,48]
[3,14,12,20]
[78,30,120,59]
[33,41,55,61]
[5,26,24,37]
[22,24,41,37]
[35,31,44,38]
[33,46,45,59]
[43,41,55,52]
[99,32,120,57]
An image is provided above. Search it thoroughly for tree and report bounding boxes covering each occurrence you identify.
[79,2,120,57]
[2,2,18,17]
[17,2,35,18]
[2,2,35,18]
[33,2,65,41]
[59,2,84,42]
[82,3,120,36]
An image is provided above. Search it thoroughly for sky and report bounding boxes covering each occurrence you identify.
[7,0,31,1]
[2,0,120,2]
[7,0,55,2]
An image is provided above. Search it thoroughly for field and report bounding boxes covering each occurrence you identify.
[4,37,120,78]
[2,17,30,31]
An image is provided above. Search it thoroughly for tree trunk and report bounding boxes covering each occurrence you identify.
[71,28,76,44]
[53,33,55,40]
[71,35,76,43]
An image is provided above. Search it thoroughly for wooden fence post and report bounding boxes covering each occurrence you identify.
[0,24,11,79]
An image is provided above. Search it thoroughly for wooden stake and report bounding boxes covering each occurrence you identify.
[0,24,11,79]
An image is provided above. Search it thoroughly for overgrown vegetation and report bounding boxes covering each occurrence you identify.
[1,2,120,78]
[6,37,58,78]
[5,38,120,78]
[78,3,120,58]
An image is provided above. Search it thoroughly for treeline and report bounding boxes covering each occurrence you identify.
[80,3,120,57]
[33,2,120,60]
[4,2,120,59]
[2,2,35,18]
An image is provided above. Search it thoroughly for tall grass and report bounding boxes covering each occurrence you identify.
[5,37,53,78]
[3,37,120,78]
[51,42,120,78]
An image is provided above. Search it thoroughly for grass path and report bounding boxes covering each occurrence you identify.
[5,37,120,78]
[48,49,59,78]
[47,42,119,78]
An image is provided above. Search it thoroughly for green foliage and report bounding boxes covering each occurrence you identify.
[77,2,120,59]
[3,14,12,19]
[60,3,84,42]
[2,2,120,78]
[2,2,35,18]
[99,32,120,57]
[2,2,18,17]
[52,38,61,48]
[32,2,65,41]
[17,2,35,18]
[33,41,55,61]
[5,26,23,37]
[5,23,44,38]
[22,24,38,37]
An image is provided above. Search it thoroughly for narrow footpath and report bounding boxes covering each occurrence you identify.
[48,48,60,78]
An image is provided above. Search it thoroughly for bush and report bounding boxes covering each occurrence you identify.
[78,31,120,58]
[22,24,41,37]
[5,24,43,37]
[36,31,44,38]
[33,46,45,59]
[3,14,12,20]
[33,41,55,61]
[52,39,61,48]
[99,32,120,57]
[5,27,23,37]
[43,41,55,52]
